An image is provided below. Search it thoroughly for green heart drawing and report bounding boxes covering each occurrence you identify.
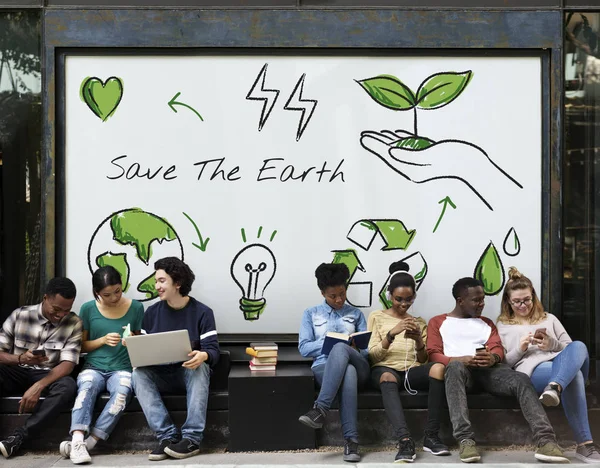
[80,76,124,122]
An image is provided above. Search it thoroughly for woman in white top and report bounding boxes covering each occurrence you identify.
[497,267,599,463]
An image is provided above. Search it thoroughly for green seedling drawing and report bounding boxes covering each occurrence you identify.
[358,71,524,211]
[357,71,472,144]
[433,196,457,233]
[168,92,204,121]
[503,227,521,257]
[182,212,210,252]
[81,76,124,122]
[474,241,505,296]
[95,252,131,293]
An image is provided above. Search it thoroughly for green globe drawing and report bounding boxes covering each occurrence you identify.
[87,208,184,301]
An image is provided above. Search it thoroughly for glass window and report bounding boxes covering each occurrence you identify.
[564,12,600,364]
[0,10,41,321]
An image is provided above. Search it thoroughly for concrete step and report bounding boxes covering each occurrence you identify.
[2,449,594,468]
[2,407,599,451]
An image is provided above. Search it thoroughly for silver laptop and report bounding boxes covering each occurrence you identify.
[125,330,192,367]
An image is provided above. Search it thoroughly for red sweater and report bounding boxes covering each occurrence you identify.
[426,313,505,366]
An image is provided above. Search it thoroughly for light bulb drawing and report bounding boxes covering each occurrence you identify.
[230,243,277,321]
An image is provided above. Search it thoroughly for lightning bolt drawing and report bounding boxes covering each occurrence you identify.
[246,63,280,131]
[283,74,318,142]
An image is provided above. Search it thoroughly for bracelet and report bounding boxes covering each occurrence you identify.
[18,353,23,365]
[386,331,395,343]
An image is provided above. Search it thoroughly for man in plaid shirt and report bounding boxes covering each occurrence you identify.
[0,277,82,459]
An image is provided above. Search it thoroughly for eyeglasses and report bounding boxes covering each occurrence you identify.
[510,298,532,307]
[393,297,415,304]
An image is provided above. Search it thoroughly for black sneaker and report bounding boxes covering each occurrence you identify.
[148,438,179,461]
[343,439,361,462]
[395,437,416,463]
[423,434,450,456]
[0,432,24,459]
[298,406,326,429]
[164,438,201,459]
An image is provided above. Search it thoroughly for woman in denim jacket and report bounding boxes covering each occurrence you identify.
[298,263,369,463]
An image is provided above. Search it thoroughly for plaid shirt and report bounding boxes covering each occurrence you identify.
[0,303,82,369]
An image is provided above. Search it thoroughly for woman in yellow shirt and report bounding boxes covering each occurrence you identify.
[367,261,447,463]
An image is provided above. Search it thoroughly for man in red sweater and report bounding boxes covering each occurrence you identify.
[427,277,568,463]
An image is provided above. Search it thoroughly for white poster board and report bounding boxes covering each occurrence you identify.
[64,55,541,333]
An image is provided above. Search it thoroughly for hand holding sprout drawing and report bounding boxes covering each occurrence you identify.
[357,71,522,211]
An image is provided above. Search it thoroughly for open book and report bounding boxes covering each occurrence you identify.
[321,331,372,355]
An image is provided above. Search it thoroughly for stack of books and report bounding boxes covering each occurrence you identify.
[246,342,278,371]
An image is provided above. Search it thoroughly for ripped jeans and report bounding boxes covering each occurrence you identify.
[70,368,133,440]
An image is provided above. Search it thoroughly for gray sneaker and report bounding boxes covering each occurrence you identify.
[539,383,561,407]
[576,443,600,463]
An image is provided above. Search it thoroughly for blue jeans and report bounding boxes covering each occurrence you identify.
[71,368,133,440]
[530,340,592,443]
[312,343,370,441]
[132,364,210,445]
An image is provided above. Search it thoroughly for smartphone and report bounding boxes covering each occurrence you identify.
[475,346,487,352]
[533,328,546,339]
[32,349,46,356]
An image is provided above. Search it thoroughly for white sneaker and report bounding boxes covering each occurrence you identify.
[69,441,91,465]
[59,440,71,458]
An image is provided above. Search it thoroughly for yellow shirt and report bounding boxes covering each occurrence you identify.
[367,310,427,371]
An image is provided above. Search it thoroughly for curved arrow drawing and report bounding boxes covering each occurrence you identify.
[168,92,204,121]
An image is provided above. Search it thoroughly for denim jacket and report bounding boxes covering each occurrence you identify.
[298,301,368,368]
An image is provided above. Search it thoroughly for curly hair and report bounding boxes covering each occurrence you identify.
[315,263,349,291]
[497,267,546,325]
[154,257,196,296]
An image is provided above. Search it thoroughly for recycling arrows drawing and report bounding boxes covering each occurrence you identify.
[331,219,427,308]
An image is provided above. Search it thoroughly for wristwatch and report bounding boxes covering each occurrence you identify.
[386,331,395,343]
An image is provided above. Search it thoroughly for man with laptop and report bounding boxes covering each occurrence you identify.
[131,257,219,461]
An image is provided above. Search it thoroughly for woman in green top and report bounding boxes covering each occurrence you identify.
[60,266,144,465]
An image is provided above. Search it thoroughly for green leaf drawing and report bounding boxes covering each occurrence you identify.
[95,252,131,293]
[474,241,505,296]
[357,75,416,110]
[503,227,521,257]
[395,136,435,150]
[416,71,473,109]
